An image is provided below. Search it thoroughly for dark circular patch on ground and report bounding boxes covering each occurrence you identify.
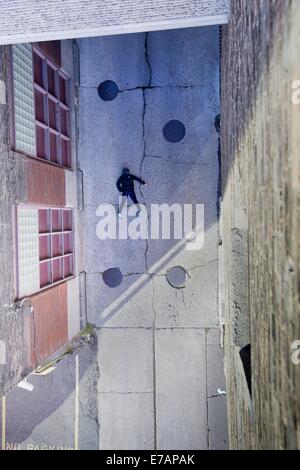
[102,268,123,287]
[166,266,187,288]
[98,80,119,101]
[163,120,186,143]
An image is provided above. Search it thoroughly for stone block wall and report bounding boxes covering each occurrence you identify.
[221,0,300,449]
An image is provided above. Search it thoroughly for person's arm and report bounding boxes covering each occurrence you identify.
[132,175,146,185]
[116,177,123,192]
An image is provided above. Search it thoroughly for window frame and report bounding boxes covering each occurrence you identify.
[33,45,72,169]
[38,207,75,290]
[15,205,75,300]
[9,44,72,170]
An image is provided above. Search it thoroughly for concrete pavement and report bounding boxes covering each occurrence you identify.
[0,337,99,450]
[0,26,228,451]
[79,27,228,450]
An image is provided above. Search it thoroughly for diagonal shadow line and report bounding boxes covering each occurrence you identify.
[99,226,204,325]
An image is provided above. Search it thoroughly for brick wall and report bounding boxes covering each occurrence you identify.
[221,0,300,449]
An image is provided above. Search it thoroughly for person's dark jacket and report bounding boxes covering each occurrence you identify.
[116,173,145,195]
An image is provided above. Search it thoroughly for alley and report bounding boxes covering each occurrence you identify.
[1,0,300,454]
[79,27,227,450]
[0,26,228,452]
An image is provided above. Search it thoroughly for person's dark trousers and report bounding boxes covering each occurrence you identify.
[118,190,141,214]
[126,190,138,205]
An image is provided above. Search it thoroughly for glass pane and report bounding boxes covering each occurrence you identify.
[35,89,46,123]
[39,235,51,261]
[33,52,44,87]
[53,258,63,282]
[47,65,56,97]
[39,209,50,233]
[63,233,73,254]
[60,107,69,136]
[63,210,72,231]
[61,138,70,168]
[48,97,58,130]
[51,210,62,232]
[40,261,52,288]
[36,125,48,160]
[49,131,59,164]
[63,255,73,278]
[52,234,63,257]
[59,76,68,104]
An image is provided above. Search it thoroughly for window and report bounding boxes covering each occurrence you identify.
[12,44,71,169]
[38,208,74,288]
[33,48,71,168]
[17,207,74,298]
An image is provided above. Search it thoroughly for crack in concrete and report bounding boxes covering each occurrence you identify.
[76,367,100,435]
[207,394,226,399]
[181,289,188,310]
[145,32,152,87]
[144,154,211,166]
[118,85,200,93]
[138,34,152,274]
[85,259,217,279]
[186,259,218,274]
[82,84,202,92]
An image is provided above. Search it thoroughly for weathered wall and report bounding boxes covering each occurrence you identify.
[0,45,32,396]
[0,0,229,45]
[0,40,81,397]
[221,0,300,449]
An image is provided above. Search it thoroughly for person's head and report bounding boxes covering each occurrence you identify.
[122,167,130,175]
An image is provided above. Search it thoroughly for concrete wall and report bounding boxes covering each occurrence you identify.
[221,0,300,449]
[0,0,229,45]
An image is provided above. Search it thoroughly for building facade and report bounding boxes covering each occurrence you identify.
[0,0,299,450]
[221,0,300,449]
[0,40,83,394]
